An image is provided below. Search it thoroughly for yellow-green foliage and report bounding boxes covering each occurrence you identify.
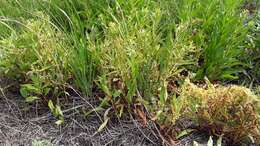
[0,13,70,100]
[180,79,260,144]
[93,1,200,107]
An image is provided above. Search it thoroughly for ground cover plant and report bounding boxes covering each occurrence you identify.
[0,0,259,145]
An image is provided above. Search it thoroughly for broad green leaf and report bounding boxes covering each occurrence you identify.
[21,84,41,94]
[20,87,28,98]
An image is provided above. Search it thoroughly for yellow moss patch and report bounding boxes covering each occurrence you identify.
[180,79,260,144]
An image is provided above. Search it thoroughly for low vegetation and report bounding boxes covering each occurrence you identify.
[0,0,259,145]
[181,79,260,145]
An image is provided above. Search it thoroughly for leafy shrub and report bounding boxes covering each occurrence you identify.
[179,79,260,145]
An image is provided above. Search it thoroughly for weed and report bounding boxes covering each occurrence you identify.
[48,100,64,125]
[0,0,259,145]
[0,13,70,122]
[180,79,260,145]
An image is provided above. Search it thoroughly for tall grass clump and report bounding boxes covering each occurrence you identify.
[245,10,260,84]
[87,0,199,119]
[171,0,251,81]
[39,0,107,96]
[0,0,99,102]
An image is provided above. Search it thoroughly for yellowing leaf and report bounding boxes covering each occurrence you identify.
[48,100,55,113]
[217,136,222,146]
[55,119,64,125]
[207,136,213,146]
[97,118,109,132]
[193,141,199,146]
[55,105,63,117]
[176,129,194,139]
[25,96,39,103]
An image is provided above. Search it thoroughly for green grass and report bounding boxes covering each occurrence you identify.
[0,0,259,145]
[245,10,260,83]
[171,0,251,81]
[0,13,70,103]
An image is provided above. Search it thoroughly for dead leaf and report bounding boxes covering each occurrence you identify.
[136,108,147,127]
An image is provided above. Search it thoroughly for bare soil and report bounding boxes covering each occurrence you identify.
[0,78,208,146]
